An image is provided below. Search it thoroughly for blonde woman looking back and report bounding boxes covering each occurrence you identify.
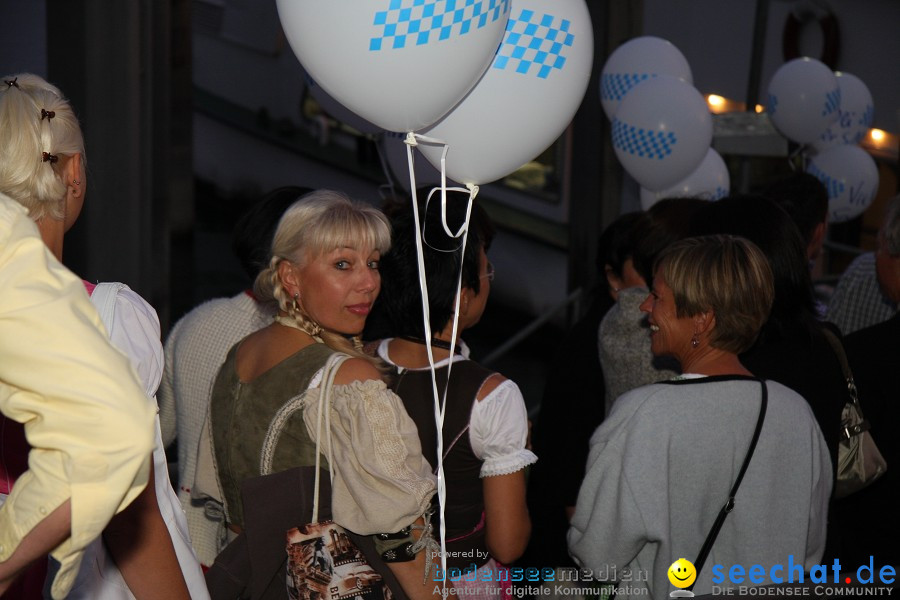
[205,190,438,600]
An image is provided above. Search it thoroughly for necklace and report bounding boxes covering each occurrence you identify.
[399,335,462,354]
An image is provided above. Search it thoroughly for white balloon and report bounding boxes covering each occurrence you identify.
[379,131,442,192]
[639,148,730,210]
[811,72,874,152]
[599,36,693,121]
[276,0,509,133]
[304,72,382,135]
[611,75,713,192]
[766,57,840,144]
[806,145,879,223]
[417,0,593,186]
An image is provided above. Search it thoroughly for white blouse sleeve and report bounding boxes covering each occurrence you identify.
[469,379,537,477]
[104,287,164,399]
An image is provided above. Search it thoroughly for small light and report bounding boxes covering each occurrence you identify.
[707,94,725,108]
[754,104,765,113]
[869,129,886,143]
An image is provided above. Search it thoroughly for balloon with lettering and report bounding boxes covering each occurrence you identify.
[639,147,730,210]
[417,0,593,186]
[600,35,693,120]
[611,75,713,192]
[806,144,879,223]
[276,0,509,133]
[811,71,874,152]
[766,57,840,145]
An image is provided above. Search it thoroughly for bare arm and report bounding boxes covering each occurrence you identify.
[476,375,532,565]
[483,470,530,565]
[103,460,190,600]
[385,517,447,600]
[0,500,71,595]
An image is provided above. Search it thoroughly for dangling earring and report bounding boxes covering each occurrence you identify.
[691,333,700,348]
[291,292,300,316]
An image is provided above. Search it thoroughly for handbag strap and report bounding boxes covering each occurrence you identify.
[311,352,349,523]
[820,327,869,439]
[689,379,768,590]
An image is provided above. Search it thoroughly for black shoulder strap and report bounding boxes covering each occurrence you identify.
[689,379,768,590]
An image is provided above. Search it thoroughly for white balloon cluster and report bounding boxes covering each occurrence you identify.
[765,57,879,223]
[277,0,594,189]
[599,36,728,209]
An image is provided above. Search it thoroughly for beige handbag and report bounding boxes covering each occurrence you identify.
[822,328,887,499]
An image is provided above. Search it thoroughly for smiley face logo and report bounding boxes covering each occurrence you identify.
[668,558,697,589]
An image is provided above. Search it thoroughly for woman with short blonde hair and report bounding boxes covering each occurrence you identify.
[569,235,831,599]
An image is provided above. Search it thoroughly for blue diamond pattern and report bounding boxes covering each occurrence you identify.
[807,163,845,200]
[611,117,678,160]
[490,9,575,79]
[371,0,509,50]
[600,73,652,102]
[822,87,841,117]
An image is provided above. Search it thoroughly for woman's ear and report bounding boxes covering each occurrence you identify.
[694,309,716,336]
[277,260,300,296]
[63,153,84,198]
[458,288,472,317]
[605,264,624,295]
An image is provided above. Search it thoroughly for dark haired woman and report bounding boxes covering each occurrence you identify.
[371,193,536,598]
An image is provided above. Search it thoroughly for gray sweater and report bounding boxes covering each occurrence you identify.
[568,377,831,600]
[598,287,679,415]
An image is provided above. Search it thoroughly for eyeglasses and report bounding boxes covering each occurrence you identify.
[480,261,495,282]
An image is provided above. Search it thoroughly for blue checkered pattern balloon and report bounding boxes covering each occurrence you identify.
[611,75,712,192]
[611,119,677,161]
[601,73,652,103]
[276,0,509,133]
[492,9,575,79]
[418,0,593,185]
[370,0,509,50]
[599,36,692,120]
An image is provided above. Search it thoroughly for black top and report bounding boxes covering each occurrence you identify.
[837,313,900,566]
[521,293,614,567]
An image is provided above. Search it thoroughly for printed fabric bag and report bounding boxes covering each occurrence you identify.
[261,353,393,600]
[822,328,887,498]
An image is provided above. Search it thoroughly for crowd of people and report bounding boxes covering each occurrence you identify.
[1,72,898,600]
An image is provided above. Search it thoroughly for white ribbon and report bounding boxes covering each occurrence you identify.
[403,131,478,581]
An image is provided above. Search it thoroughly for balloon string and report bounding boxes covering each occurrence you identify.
[405,134,476,583]
[407,137,448,581]
[409,132,479,238]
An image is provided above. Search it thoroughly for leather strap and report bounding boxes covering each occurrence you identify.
[820,327,870,439]
[689,379,768,590]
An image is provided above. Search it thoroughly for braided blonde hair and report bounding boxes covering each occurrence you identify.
[254,190,391,366]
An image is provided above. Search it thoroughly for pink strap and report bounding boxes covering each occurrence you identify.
[445,511,485,543]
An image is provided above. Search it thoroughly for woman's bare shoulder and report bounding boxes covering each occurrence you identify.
[333,356,383,385]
